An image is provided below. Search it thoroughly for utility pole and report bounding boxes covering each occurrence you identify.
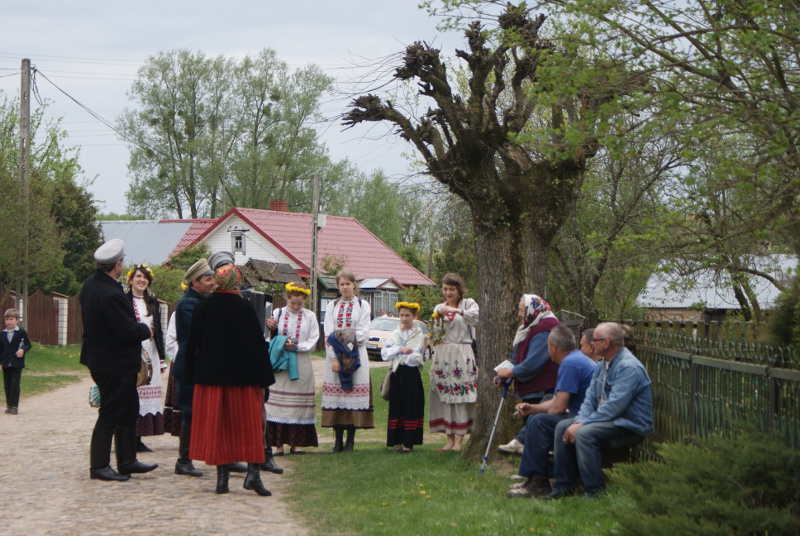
[310,175,321,315]
[17,59,31,327]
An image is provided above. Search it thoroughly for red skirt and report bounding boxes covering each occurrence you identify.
[189,384,265,466]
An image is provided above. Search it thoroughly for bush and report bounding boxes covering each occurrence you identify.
[607,427,800,536]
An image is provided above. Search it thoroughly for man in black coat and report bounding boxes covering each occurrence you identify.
[80,238,158,482]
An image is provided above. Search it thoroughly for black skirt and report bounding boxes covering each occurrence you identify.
[386,365,425,448]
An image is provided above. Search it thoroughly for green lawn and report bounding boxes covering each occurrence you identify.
[289,355,622,536]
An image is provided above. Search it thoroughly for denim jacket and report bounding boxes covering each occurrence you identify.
[574,347,653,436]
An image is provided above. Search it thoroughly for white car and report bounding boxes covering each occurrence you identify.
[365,317,433,361]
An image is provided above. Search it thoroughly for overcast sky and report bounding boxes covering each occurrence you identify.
[1,1,462,214]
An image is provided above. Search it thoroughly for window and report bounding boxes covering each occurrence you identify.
[231,232,245,254]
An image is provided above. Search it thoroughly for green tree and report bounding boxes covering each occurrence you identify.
[347,170,404,250]
[344,4,645,460]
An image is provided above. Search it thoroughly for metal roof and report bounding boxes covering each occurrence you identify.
[637,255,797,310]
[99,220,195,266]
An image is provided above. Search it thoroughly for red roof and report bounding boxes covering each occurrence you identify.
[164,219,217,258]
[184,208,435,287]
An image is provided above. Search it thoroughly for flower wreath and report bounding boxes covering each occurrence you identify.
[127,264,155,280]
[395,301,420,312]
[285,282,311,296]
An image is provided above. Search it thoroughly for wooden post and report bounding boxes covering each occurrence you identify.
[310,175,320,315]
[17,59,31,328]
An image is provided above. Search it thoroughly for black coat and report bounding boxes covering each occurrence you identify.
[125,291,165,362]
[79,270,151,376]
[1,328,32,368]
[170,287,204,380]
[184,292,275,388]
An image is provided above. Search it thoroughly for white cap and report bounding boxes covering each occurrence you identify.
[94,238,125,264]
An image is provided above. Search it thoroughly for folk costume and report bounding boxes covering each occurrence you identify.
[126,290,166,439]
[184,263,275,496]
[381,325,425,450]
[322,296,374,451]
[266,306,320,450]
[429,298,479,436]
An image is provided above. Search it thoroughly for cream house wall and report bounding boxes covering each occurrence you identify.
[198,215,303,270]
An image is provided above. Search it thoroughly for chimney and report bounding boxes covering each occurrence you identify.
[269,200,289,212]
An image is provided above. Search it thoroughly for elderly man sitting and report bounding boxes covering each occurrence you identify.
[544,322,653,500]
[507,325,596,498]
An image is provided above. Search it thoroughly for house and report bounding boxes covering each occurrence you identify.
[637,255,797,322]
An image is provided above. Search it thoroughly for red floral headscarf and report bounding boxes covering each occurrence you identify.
[214,263,241,293]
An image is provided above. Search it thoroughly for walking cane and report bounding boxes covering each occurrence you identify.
[479,379,511,474]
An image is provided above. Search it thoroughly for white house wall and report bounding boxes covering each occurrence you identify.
[199,214,303,270]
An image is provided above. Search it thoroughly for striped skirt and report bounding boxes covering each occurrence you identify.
[189,384,265,466]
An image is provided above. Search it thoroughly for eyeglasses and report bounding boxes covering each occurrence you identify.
[591,337,608,343]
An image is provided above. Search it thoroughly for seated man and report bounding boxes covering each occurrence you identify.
[545,322,653,499]
[507,325,596,498]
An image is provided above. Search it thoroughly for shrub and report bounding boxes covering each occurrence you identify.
[607,427,800,536]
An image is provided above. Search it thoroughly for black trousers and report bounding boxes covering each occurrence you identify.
[91,371,139,430]
[3,367,22,407]
[175,377,194,426]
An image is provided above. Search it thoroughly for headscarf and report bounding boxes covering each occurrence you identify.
[512,294,557,346]
[214,263,241,293]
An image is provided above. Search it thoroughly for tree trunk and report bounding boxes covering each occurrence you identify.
[461,213,551,462]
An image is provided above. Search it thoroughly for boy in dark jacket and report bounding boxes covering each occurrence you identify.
[2,308,32,415]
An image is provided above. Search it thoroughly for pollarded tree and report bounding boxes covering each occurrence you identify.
[344,4,646,459]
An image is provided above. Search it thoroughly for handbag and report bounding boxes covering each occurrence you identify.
[380,367,392,401]
[137,348,153,387]
[89,384,101,407]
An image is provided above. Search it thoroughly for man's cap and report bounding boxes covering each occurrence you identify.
[94,239,125,264]
[184,258,214,282]
[208,251,235,270]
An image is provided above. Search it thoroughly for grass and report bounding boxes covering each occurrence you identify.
[289,354,622,536]
[11,344,86,403]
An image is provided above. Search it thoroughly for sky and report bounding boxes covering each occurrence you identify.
[0,1,463,215]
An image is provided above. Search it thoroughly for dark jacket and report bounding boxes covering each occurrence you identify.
[183,292,275,388]
[79,270,151,376]
[513,317,560,398]
[1,328,32,369]
[170,287,204,380]
[125,291,165,362]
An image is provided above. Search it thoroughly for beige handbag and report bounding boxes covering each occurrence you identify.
[136,348,153,387]
[380,368,392,401]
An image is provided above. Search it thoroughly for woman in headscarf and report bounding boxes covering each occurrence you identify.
[495,294,561,454]
[184,263,276,496]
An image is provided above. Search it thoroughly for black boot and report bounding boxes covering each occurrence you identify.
[136,437,153,453]
[175,424,202,477]
[329,426,344,454]
[342,426,355,453]
[89,428,129,482]
[260,425,284,474]
[243,463,271,496]
[115,426,158,475]
[226,462,248,473]
[216,465,230,494]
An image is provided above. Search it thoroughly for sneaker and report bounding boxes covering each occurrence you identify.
[498,438,523,454]
[507,476,552,498]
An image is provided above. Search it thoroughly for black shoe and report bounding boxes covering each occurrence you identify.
[540,489,575,501]
[90,465,130,482]
[175,459,203,477]
[243,463,271,496]
[329,427,344,454]
[273,451,285,457]
[342,426,355,453]
[259,447,284,475]
[136,438,153,452]
[507,476,551,498]
[8,407,18,415]
[115,425,158,475]
[226,462,248,473]
[175,424,202,476]
[216,465,230,494]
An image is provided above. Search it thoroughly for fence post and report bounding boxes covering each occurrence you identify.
[689,354,697,438]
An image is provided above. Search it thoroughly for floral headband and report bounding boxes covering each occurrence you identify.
[286,282,311,296]
[127,264,154,281]
[395,301,420,312]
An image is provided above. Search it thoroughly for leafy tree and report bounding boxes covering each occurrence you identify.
[347,170,405,250]
[119,49,354,219]
[344,4,645,459]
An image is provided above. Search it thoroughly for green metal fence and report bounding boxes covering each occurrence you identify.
[637,345,800,458]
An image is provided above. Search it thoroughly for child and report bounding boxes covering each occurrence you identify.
[2,308,32,415]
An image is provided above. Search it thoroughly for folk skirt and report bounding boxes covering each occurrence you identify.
[190,384,265,466]
[386,365,425,448]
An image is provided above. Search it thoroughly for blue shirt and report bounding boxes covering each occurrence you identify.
[574,347,654,436]
[554,349,597,414]
[510,331,549,382]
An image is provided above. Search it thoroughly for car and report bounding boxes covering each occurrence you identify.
[365,317,433,361]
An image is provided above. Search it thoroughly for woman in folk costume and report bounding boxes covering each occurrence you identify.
[495,294,561,454]
[322,269,374,453]
[125,264,167,452]
[265,281,320,455]
[184,263,276,496]
[381,302,426,453]
[429,272,479,452]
